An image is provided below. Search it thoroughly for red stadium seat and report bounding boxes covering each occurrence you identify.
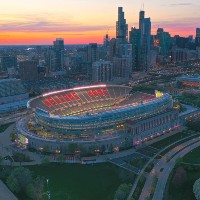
[47,97,57,106]
[43,99,52,107]
[72,92,80,100]
[102,88,109,96]
[62,94,71,102]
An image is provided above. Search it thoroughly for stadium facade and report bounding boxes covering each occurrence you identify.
[16,85,180,154]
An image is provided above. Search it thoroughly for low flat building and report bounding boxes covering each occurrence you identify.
[0,79,29,113]
[177,75,200,90]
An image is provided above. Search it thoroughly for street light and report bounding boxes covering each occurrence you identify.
[47,178,50,200]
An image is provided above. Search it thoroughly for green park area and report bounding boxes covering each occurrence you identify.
[183,146,200,164]
[151,131,191,149]
[175,93,200,107]
[25,163,133,200]
[165,147,200,200]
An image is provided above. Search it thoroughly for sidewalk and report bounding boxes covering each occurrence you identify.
[0,180,18,200]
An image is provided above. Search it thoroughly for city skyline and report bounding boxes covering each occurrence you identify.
[0,0,199,45]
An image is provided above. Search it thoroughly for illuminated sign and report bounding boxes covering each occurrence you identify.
[19,134,28,145]
[155,90,163,98]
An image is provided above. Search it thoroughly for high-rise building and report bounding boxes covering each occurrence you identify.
[108,38,117,61]
[87,43,99,63]
[195,28,200,47]
[113,56,130,79]
[86,43,99,78]
[156,28,171,56]
[103,34,110,48]
[116,7,128,43]
[0,55,17,72]
[140,16,151,72]
[53,38,65,71]
[139,10,145,30]
[171,47,187,62]
[45,46,55,73]
[129,27,141,71]
[92,60,113,82]
[19,60,38,81]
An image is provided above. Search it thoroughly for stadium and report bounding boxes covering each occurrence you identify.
[16,85,175,154]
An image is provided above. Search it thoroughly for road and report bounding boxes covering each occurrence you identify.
[0,111,27,125]
[138,135,200,200]
[153,139,200,200]
[0,180,18,200]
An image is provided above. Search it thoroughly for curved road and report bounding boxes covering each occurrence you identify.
[139,135,200,200]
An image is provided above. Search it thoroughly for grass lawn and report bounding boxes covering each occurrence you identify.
[183,146,200,164]
[26,163,131,200]
[151,131,192,149]
[166,167,200,200]
[0,123,13,133]
[129,158,148,169]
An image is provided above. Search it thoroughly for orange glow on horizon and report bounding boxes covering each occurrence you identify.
[0,28,196,45]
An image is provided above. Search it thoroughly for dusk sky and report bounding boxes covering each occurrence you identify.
[0,0,199,45]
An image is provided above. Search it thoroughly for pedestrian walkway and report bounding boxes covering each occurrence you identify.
[139,135,200,200]
[0,180,18,200]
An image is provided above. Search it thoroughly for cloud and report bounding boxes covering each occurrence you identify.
[0,15,112,33]
[153,17,199,27]
[169,3,193,6]
[52,33,86,36]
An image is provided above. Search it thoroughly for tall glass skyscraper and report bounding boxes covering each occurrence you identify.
[139,11,151,72]
[116,7,128,43]
[53,38,65,71]
[196,28,200,47]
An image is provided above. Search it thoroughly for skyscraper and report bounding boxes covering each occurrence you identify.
[139,10,145,30]
[116,7,128,43]
[19,60,38,81]
[0,55,17,72]
[129,27,141,71]
[156,28,171,56]
[113,56,130,79]
[196,28,200,47]
[87,43,99,63]
[53,38,65,71]
[85,43,99,78]
[140,13,151,72]
[92,60,113,82]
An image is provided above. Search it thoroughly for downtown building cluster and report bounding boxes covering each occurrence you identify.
[0,7,200,84]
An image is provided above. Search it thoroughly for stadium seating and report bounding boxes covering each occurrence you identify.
[31,86,155,117]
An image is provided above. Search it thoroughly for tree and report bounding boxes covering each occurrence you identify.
[10,131,17,142]
[67,143,79,154]
[114,183,132,200]
[0,165,12,180]
[7,167,32,194]
[119,169,135,182]
[194,177,200,200]
[0,155,3,165]
[27,176,46,200]
[41,157,50,165]
[172,166,187,188]
[56,154,65,162]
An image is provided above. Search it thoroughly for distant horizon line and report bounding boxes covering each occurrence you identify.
[0,44,103,46]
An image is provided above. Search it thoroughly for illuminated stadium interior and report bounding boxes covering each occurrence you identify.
[29,85,156,117]
[15,85,174,154]
[24,85,172,139]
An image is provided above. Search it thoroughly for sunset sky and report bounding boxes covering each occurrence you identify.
[0,0,199,45]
